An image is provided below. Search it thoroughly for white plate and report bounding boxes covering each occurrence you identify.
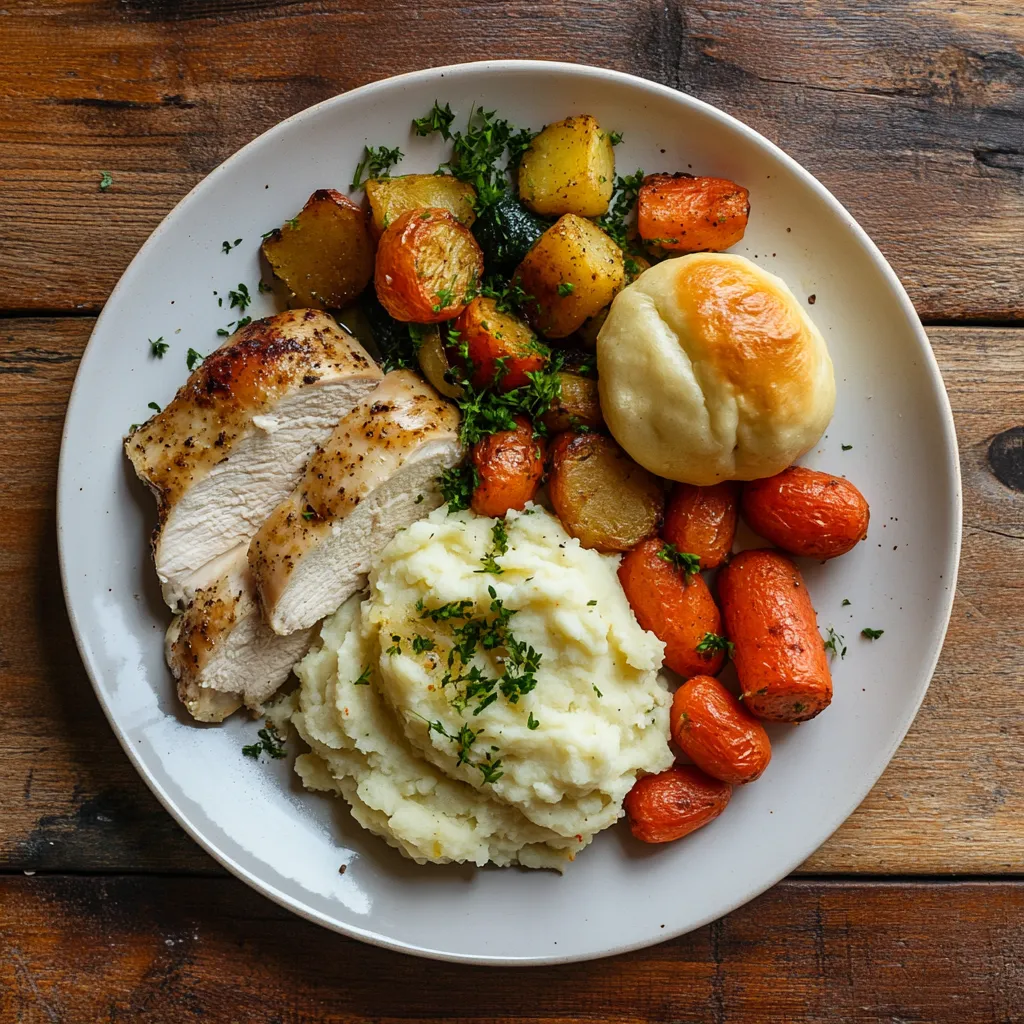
[58,60,961,965]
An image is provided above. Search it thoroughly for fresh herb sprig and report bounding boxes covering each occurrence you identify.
[475,519,509,575]
[823,626,847,660]
[696,632,735,659]
[351,145,404,190]
[658,543,701,578]
[242,724,287,760]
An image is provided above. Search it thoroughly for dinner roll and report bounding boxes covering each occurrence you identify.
[597,254,834,485]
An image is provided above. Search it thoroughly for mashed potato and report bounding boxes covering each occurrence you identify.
[289,505,673,869]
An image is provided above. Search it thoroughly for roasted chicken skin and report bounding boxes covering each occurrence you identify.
[165,544,314,723]
[126,310,382,607]
[250,370,463,636]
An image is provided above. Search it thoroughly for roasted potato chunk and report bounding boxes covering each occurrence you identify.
[515,215,625,339]
[541,372,603,433]
[375,207,483,323]
[518,114,616,218]
[365,174,476,236]
[637,173,750,253]
[261,189,375,310]
[548,432,664,551]
[451,297,546,391]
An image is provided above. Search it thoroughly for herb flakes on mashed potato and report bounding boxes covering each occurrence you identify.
[288,504,673,869]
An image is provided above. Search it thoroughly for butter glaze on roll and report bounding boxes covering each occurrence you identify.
[597,254,835,485]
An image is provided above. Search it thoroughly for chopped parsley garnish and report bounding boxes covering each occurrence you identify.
[351,144,404,189]
[186,348,204,371]
[454,361,562,446]
[695,632,735,659]
[597,169,645,250]
[413,103,535,212]
[351,665,372,686]
[300,505,317,521]
[216,316,251,338]
[412,101,456,140]
[149,337,168,358]
[258,279,273,293]
[386,634,402,656]
[657,543,701,578]
[861,627,884,640]
[475,519,509,575]
[411,635,435,654]
[841,443,853,451]
[557,281,575,297]
[842,598,851,607]
[98,171,113,191]
[221,238,243,254]
[477,754,504,784]
[587,600,598,607]
[527,711,540,730]
[147,401,161,413]
[227,283,251,312]
[593,684,603,698]
[439,463,479,512]
[823,626,847,660]
[607,130,624,146]
[242,724,287,760]
[285,217,300,231]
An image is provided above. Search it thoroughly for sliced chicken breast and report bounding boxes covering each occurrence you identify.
[166,544,313,723]
[250,370,463,636]
[126,310,383,607]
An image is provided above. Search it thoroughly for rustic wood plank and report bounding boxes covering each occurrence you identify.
[0,0,1021,317]
[0,318,1021,874]
[2,876,1022,1020]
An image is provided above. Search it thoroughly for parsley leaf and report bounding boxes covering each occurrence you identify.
[411,635,435,654]
[149,337,168,358]
[475,519,509,575]
[557,281,574,297]
[351,144,404,189]
[527,711,540,730]
[658,543,701,577]
[221,238,243,254]
[351,665,372,686]
[227,283,251,312]
[439,463,479,513]
[597,169,645,250]
[186,348,204,371]
[861,627,884,640]
[98,171,113,191]
[823,626,847,660]
[242,724,287,760]
[412,101,456,140]
[695,631,735,659]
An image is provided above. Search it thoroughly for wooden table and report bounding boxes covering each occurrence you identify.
[2,1,1022,1019]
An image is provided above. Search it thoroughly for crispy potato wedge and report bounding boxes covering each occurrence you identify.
[618,538,725,678]
[637,173,750,253]
[261,189,375,310]
[624,765,732,844]
[515,215,625,339]
[671,676,771,785]
[741,467,869,559]
[718,549,833,723]
[471,416,546,517]
[375,207,483,323]
[365,174,476,236]
[541,372,603,433]
[518,114,615,218]
[451,297,546,391]
[548,432,663,551]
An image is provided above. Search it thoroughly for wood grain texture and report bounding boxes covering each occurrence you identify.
[0,0,1021,317]
[2,876,1023,1021]
[0,318,1021,875]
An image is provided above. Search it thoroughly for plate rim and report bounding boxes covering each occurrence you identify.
[56,57,963,966]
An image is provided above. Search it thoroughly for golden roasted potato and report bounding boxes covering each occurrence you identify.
[261,189,375,310]
[416,326,464,399]
[514,215,625,339]
[518,115,615,218]
[548,431,664,551]
[541,372,603,433]
[365,174,477,236]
